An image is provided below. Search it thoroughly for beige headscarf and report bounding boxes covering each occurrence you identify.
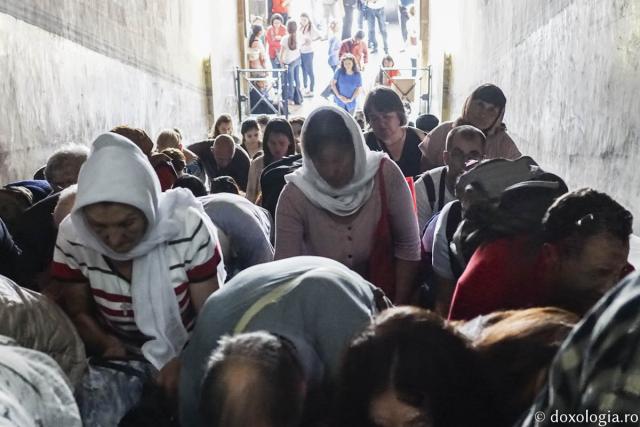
[458,83,507,136]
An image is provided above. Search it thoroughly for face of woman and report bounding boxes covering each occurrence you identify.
[343,59,354,71]
[84,202,147,253]
[243,128,261,148]
[369,389,433,427]
[273,19,282,29]
[300,16,309,26]
[217,121,233,135]
[312,142,355,189]
[465,98,501,131]
[383,59,393,68]
[267,132,291,161]
[368,108,402,141]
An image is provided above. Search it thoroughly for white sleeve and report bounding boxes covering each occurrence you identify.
[432,202,455,281]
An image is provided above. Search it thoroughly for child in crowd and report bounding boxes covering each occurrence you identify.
[376,54,400,87]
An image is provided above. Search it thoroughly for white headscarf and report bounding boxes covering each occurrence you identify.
[285,105,387,216]
[68,132,225,369]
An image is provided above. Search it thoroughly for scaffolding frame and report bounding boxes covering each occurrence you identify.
[235,67,288,123]
[379,65,433,116]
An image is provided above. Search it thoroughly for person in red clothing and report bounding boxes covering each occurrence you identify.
[449,188,633,320]
[110,125,177,191]
[271,0,289,26]
[265,13,288,75]
[338,29,369,70]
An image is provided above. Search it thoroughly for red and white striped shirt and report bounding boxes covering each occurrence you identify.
[52,208,222,347]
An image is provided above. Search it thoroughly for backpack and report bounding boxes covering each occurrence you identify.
[449,157,568,272]
[260,154,303,221]
[421,167,448,220]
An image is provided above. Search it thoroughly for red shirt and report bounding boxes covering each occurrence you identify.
[266,25,288,59]
[339,38,369,67]
[272,0,289,14]
[448,235,551,321]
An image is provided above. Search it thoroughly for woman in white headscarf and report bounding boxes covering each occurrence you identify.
[274,105,420,304]
[50,132,225,400]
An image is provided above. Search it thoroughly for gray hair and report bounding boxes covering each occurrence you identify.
[44,144,89,185]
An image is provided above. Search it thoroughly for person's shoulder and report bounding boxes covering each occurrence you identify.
[430,121,454,136]
[380,156,404,178]
[363,131,379,149]
[429,165,447,175]
[234,146,251,161]
[250,154,265,167]
[187,140,213,157]
[405,126,426,143]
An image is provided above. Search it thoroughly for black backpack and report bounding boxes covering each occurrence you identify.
[260,154,303,221]
[450,176,568,272]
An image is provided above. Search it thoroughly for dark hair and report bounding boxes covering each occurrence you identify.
[270,13,283,25]
[543,188,633,253]
[262,118,296,166]
[256,115,270,126]
[210,176,240,195]
[335,307,498,427]
[415,114,440,132]
[249,24,264,47]
[302,109,354,160]
[354,29,365,40]
[339,53,360,74]
[300,13,314,34]
[240,119,260,137]
[381,54,394,66]
[445,125,486,151]
[471,84,507,110]
[199,332,305,427]
[212,114,234,138]
[363,86,407,126]
[173,174,207,197]
[161,148,186,174]
[110,125,153,155]
[286,20,297,50]
[456,176,569,263]
[473,307,578,425]
[288,116,305,129]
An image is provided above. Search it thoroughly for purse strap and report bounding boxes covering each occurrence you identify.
[377,158,388,218]
[233,276,303,334]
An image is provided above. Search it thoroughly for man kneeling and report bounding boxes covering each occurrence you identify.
[179,256,383,427]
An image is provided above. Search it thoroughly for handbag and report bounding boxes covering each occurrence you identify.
[368,159,396,301]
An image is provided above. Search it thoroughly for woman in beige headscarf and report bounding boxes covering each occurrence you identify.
[420,84,521,170]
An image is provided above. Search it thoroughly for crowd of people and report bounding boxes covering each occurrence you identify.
[246,0,420,115]
[0,27,639,427]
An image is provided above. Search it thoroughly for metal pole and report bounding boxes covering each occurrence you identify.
[235,67,243,123]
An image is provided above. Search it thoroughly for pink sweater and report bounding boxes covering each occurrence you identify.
[274,160,420,277]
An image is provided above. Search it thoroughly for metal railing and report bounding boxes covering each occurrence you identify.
[235,67,287,123]
[378,65,432,115]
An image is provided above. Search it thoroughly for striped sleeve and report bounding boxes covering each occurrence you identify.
[51,232,87,283]
[168,208,221,283]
